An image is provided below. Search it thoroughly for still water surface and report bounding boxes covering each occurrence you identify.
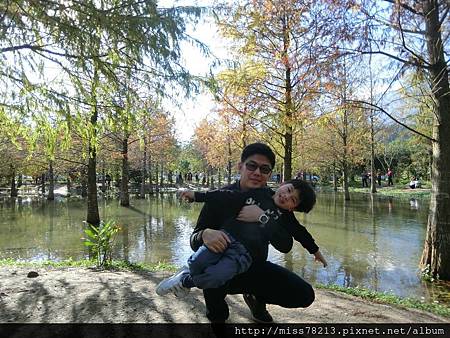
[0,192,448,305]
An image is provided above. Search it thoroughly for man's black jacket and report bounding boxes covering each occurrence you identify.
[189,181,319,259]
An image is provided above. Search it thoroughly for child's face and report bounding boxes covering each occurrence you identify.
[273,183,300,211]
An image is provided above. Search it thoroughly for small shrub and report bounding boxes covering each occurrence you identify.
[82,220,120,268]
[421,264,439,282]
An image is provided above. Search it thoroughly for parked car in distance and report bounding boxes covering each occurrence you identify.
[303,174,319,182]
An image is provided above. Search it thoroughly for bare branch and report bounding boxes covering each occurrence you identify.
[397,14,431,67]
[353,50,431,69]
[383,0,423,16]
[348,100,436,142]
[439,5,450,26]
[0,43,109,59]
[55,156,87,167]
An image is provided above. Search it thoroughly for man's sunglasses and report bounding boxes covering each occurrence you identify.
[245,161,272,175]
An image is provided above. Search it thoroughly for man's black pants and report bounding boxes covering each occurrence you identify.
[203,260,315,321]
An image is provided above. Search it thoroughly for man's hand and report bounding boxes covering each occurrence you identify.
[202,228,231,253]
[236,205,265,222]
[313,250,328,267]
[179,190,195,202]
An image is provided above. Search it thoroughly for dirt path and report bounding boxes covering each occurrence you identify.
[0,266,447,323]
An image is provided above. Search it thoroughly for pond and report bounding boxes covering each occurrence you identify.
[0,192,448,306]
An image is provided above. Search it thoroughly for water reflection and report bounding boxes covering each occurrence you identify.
[0,192,448,305]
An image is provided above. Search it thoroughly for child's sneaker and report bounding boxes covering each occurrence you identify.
[155,266,190,298]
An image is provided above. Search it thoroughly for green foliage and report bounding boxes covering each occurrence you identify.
[176,143,205,173]
[421,264,439,283]
[82,219,120,268]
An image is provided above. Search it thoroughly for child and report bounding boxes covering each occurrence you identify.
[155,179,327,297]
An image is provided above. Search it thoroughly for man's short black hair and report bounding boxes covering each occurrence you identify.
[241,143,276,168]
[283,179,316,213]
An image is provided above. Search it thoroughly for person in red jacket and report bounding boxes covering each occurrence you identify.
[387,168,394,186]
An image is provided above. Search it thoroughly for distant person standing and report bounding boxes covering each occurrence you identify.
[387,168,394,186]
[377,170,382,187]
[361,171,369,187]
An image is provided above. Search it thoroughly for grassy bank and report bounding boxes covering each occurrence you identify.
[316,284,449,318]
[0,258,177,273]
[1,258,448,318]
[319,186,432,199]
[351,187,431,199]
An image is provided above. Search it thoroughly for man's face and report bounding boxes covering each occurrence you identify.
[238,154,272,191]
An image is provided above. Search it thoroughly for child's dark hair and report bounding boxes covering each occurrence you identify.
[284,179,316,213]
[241,143,276,168]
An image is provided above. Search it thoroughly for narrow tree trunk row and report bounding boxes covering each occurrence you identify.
[120,137,130,207]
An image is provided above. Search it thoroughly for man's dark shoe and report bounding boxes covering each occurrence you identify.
[243,294,273,323]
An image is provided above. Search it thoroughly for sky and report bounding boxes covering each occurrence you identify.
[159,0,231,143]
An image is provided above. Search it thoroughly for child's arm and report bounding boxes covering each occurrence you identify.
[280,212,318,252]
[179,190,196,202]
[180,189,247,208]
[280,212,328,267]
[193,189,249,209]
[313,250,328,267]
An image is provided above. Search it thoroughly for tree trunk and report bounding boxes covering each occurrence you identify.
[342,110,350,200]
[333,161,338,192]
[86,99,100,226]
[41,173,46,195]
[10,168,17,198]
[120,137,130,207]
[241,114,247,148]
[419,0,450,280]
[154,163,159,187]
[208,166,213,188]
[283,20,293,181]
[284,131,293,180]
[87,148,100,225]
[370,116,377,194]
[160,164,164,186]
[101,163,106,193]
[66,175,71,197]
[140,136,147,198]
[342,162,350,201]
[47,161,55,201]
[81,169,88,198]
[369,53,377,194]
[148,153,154,194]
[227,142,232,185]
